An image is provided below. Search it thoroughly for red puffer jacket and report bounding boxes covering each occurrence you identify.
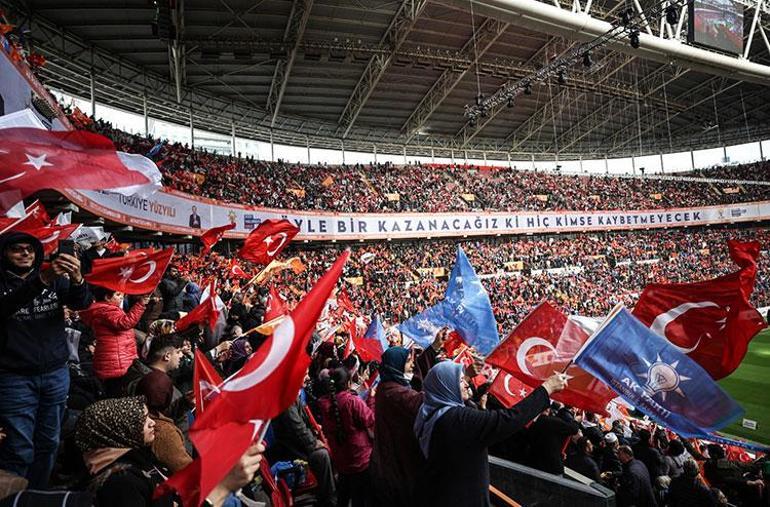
[80,300,146,380]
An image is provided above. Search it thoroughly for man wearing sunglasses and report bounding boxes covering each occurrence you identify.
[0,231,92,489]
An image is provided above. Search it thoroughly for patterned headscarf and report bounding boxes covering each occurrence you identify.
[75,397,147,452]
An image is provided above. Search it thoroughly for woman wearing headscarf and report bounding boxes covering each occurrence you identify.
[76,397,267,507]
[369,347,423,507]
[136,370,193,473]
[74,396,172,507]
[413,361,567,507]
[317,367,375,507]
[224,337,252,376]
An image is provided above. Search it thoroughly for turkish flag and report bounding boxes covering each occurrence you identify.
[485,302,615,415]
[336,287,359,316]
[0,209,48,235]
[104,237,129,253]
[444,330,466,358]
[352,317,383,363]
[265,286,288,321]
[24,200,51,225]
[85,248,174,295]
[489,371,534,409]
[193,349,223,415]
[176,284,219,332]
[23,224,80,256]
[238,219,299,264]
[633,240,767,379]
[156,250,349,507]
[229,260,250,279]
[0,128,160,209]
[201,223,236,253]
[250,286,290,336]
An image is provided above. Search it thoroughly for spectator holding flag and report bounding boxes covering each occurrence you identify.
[79,286,150,396]
[413,361,567,507]
[0,231,91,488]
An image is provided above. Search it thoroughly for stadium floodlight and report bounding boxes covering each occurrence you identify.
[557,68,567,85]
[475,93,485,106]
[665,5,679,25]
[506,95,515,108]
[582,51,592,68]
[524,82,533,95]
[620,8,634,26]
[629,29,641,49]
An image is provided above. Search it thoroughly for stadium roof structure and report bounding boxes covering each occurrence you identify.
[5,0,770,161]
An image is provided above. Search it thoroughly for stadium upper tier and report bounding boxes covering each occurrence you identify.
[85,117,770,214]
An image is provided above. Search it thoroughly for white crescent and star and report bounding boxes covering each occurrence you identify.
[23,153,53,171]
[264,232,288,256]
[40,231,61,243]
[0,153,54,187]
[650,301,720,353]
[516,337,558,377]
[223,316,295,392]
[502,374,529,399]
[119,260,158,284]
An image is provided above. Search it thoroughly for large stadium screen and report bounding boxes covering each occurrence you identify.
[688,0,744,55]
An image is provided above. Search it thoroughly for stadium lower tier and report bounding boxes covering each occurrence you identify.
[178,225,770,334]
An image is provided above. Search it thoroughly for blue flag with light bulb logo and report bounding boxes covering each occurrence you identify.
[574,305,743,437]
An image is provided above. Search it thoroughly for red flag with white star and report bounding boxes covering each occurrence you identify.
[193,349,223,415]
[23,224,80,256]
[85,248,174,294]
[200,223,236,253]
[489,371,533,409]
[238,219,299,265]
[0,128,161,209]
[633,240,767,379]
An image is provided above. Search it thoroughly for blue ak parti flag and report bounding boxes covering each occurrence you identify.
[364,314,388,351]
[399,246,499,355]
[574,305,743,437]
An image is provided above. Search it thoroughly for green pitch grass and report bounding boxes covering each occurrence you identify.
[718,327,770,446]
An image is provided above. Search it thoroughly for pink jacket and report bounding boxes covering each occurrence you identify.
[317,390,375,474]
[80,300,145,379]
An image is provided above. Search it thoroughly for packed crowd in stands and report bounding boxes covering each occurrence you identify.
[0,221,768,507]
[691,161,770,182]
[180,226,770,334]
[81,116,770,214]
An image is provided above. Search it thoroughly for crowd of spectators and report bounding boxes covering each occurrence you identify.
[82,117,770,214]
[0,222,767,506]
[194,226,769,335]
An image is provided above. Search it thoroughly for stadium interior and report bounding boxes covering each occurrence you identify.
[1,0,770,506]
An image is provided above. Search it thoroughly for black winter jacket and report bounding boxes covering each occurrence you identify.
[0,232,91,374]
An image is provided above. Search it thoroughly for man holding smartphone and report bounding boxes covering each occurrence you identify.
[0,231,91,488]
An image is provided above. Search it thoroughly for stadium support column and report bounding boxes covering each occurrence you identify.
[761,141,765,161]
[306,136,310,164]
[89,69,96,117]
[690,150,696,170]
[630,157,636,175]
[507,152,511,168]
[142,92,149,137]
[232,122,237,157]
[403,145,407,165]
[189,106,194,150]
[341,139,346,165]
[270,130,275,162]
[431,147,435,163]
[373,144,377,164]
[660,153,665,173]
[605,158,610,174]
